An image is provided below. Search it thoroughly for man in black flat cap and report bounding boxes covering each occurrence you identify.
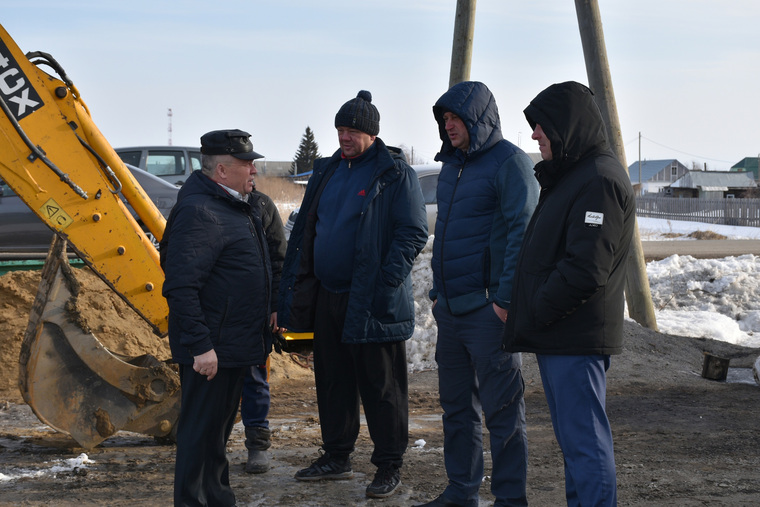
[161,129,275,507]
[279,91,428,499]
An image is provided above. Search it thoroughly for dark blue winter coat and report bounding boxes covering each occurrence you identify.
[162,170,272,367]
[278,138,428,343]
[430,81,539,315]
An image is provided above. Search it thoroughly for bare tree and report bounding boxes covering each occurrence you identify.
[398,144,426,165]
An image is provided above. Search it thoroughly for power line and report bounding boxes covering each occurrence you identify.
[636,135,735,164]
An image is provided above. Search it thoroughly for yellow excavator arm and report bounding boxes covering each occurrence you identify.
[0,24,179,448]
[0,24,168,335]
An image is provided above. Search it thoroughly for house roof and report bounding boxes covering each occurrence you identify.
[669,171,757,189]
[730,157,759,177]
[626,159,679,183]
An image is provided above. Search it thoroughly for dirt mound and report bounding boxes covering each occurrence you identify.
[0,267,310,404]
[688,229,728,240]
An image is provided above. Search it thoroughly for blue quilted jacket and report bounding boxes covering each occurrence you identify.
[430,81,539,315]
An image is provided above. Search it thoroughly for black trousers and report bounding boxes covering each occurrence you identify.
[174,364,245,507]
[313,286,409,468]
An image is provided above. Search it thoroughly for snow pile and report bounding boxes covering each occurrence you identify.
[407,236,437,371]
[647,254,760,348]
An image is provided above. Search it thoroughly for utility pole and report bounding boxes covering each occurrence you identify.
[575,0,658,330]
[638,132,642,187]
[449,0,477,88]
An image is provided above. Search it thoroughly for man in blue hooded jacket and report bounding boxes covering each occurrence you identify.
[415,82,539,507]
[278,90,428,499]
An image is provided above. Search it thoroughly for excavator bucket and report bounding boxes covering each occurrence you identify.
[19,237,181,449]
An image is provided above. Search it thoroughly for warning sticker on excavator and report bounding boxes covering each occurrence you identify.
[39,198,73,229]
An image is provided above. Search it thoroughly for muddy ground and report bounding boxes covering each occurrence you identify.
[1,268,760,506]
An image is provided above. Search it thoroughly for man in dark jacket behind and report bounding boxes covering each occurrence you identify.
[239,182,287,474]
[503,81,635,507]
[278,90,428,499]
[415,81,539,507]
[162,129,272,507]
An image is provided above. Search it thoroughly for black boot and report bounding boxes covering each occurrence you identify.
[244,426,271,474]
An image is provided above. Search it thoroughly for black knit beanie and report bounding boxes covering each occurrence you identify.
[334,90,380,136]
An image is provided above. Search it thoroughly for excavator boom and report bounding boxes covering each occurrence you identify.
[0,24,180,447]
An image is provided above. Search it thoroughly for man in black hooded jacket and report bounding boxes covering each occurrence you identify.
[503,82,635,507]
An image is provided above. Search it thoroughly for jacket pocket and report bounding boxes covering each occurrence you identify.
[482,247,491,293]
[513,270,546,336]
[372,279,410,323]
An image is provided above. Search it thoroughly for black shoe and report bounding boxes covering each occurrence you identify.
[366,464,401,498]
[412,494,464,507]
[294,451,353,481]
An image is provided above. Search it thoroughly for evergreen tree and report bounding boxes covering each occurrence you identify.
[291,126,321,175]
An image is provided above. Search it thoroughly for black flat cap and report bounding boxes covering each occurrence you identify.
[200,129,264,160]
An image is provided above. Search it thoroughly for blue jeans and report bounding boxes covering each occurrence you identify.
[240,364,270,429]
[537,354,617,507]
[434,303,528,507]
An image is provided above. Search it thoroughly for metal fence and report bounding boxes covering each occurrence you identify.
[636,196,760,227]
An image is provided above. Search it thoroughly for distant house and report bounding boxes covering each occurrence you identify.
[665,170,757,199]
[626,159,689,195]
[730,157,759,180]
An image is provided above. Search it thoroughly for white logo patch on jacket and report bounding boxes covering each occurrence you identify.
[584,211,604,228]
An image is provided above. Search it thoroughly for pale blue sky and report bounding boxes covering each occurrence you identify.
[3,1,758,169]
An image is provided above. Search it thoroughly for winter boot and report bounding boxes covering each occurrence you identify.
[244,426,271,474]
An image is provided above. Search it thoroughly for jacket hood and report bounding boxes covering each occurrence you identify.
[433,81,504,162]
[523,81,609,187]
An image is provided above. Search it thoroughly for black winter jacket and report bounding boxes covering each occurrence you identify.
[503,82,635,355]
[251,188,287,306]
[162,171,272,366]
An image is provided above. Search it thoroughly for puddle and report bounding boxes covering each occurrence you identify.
[725,367,759,386]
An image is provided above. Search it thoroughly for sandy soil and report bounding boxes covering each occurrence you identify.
[1,267,760,506]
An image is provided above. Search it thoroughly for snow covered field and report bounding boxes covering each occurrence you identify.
[637,216,760,241]
[406,217,760,371]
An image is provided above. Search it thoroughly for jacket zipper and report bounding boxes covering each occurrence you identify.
[441,162,465,313]
[247,211,270,356]
[483,247,491,302]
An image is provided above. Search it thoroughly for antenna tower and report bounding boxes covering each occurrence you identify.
[167,108,173,146]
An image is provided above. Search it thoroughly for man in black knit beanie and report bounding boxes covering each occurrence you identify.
[278,90,428,499]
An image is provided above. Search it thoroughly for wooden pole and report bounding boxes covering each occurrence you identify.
[449,0,477,88]
[575,0,658,330]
